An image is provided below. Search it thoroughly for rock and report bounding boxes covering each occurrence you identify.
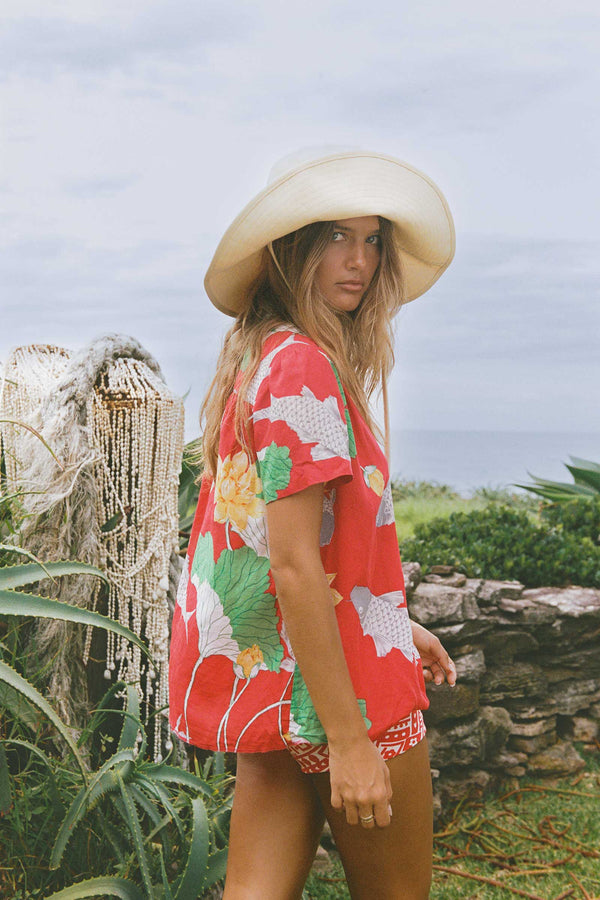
[430,565,455,575]
[550,679,600,717]
[540,618,600,648]
[510,716,556,737]
[424,572,468,588]
[437,769,494,807]
[310,844,332,873]
[480,663,547,703]
[427,715,485,768]
[477,579,525,605]
[432,619,494,647]
[588,701,600,719]
[427,707,511,768]
[510,730,557,754]
[489,749,528,769]
[498,598,557,624]
[401,561,422,598]
[569,716,599,742]
[465,577,485,597]
[483,629,539,660]
[527,740,586,777]
[543,647,600,679]
[432,791,443,824]
[409,583,480,626]
[454,649,486,683]
[480,706,512,760]
[425,683,480,724]
[521,586,600,619]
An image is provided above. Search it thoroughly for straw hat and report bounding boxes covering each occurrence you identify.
[204,148,455,316]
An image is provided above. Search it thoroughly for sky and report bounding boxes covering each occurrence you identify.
[1,0,599,445]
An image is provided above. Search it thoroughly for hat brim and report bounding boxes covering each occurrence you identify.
[204,151,455,316]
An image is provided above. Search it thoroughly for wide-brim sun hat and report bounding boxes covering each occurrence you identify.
[204,148,455,316]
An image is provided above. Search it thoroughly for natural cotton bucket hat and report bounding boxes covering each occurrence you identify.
[204,148,455,316]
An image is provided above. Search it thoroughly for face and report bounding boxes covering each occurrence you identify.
[314,216,381,312]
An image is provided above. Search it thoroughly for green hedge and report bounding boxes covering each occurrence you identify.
[539,496,600,544]
[400,503,600,588]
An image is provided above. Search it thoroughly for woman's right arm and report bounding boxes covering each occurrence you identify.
[266,481,392,829]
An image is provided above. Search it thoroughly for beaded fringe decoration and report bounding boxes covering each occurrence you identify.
[0,344,72,488]
[90,358,184,760]
[0,339,185,761]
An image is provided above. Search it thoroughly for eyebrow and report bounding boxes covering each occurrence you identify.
[333,223,381,234]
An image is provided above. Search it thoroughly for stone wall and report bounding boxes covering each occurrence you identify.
[403,562,600,816]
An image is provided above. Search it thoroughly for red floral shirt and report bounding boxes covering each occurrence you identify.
[168,329,428,752]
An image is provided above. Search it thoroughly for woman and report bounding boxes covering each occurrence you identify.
[169,149,457,899]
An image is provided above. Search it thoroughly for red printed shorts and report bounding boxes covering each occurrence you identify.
[285,709,426,775]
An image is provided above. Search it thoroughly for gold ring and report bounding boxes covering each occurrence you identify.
[359,814,374,823]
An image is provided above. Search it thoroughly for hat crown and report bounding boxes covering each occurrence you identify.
[267,145,362,185]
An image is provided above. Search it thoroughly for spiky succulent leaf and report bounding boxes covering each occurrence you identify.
[0,592,151,660]
[173,795,209,900]
[51,749,136,868]
[43,876,145,900]
[116,771,153,897]
[0,560,107,590]
[0,659,86,776]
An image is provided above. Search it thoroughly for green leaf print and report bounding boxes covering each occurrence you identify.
[214,545,283,672]
[328,361,357,459]
[257,442,292,502]
[291,670,372,741]
[356,698,372,731]
[290,668,327,742]
[190,532,215,583]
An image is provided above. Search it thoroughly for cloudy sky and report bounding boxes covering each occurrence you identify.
[1,0,599,448]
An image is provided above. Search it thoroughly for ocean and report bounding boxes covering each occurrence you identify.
[388,430,600,498]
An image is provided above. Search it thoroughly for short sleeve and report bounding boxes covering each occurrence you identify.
[251,337,353,503]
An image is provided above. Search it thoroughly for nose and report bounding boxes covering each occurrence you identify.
[347,239,366,270]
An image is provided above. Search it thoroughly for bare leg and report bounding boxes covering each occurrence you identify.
[223,749,325,900]
[311,738,433,900]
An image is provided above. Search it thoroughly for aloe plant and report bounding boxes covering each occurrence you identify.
[1,585,231,898]
[514,455,600,502]
[0,422,231,898]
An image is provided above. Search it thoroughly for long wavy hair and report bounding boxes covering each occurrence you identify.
[199,216,405,477]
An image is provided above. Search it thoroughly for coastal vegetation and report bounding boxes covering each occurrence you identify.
[2,435,599,897]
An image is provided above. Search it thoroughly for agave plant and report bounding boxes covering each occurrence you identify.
[0,572,231,899]
[513,455,600,502]
[0,418,230,897]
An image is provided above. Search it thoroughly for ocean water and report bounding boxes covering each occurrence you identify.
[389,430,600,498]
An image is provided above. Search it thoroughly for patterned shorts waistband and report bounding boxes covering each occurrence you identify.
[285,709,426,775]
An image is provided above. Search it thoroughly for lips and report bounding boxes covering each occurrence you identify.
[337,281,364,291]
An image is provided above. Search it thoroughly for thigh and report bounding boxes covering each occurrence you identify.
[311,737,433,900]
[223,749,326,900]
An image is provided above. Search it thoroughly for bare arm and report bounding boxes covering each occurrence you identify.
[266,482,392,829]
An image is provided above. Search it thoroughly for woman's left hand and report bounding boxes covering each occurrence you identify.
[410,621,457,686]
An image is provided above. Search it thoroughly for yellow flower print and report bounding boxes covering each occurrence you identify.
[234,644,264,679]
[362,465,385,497]
[326,573,343,606]
[214,451,263,530]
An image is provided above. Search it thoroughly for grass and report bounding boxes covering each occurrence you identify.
[304,747,600,899]
[391,479,541,543]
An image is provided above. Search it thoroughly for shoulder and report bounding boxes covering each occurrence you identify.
[248,329,340,406]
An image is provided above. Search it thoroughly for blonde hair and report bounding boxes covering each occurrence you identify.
[199,217,404,477]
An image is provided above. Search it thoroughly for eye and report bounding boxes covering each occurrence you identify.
[331,230,346,241]
[366,234,381,246]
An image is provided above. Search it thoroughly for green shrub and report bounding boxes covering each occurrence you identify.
[400,504,600,587]
[391,478,461,502]
[539,496,600,544]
